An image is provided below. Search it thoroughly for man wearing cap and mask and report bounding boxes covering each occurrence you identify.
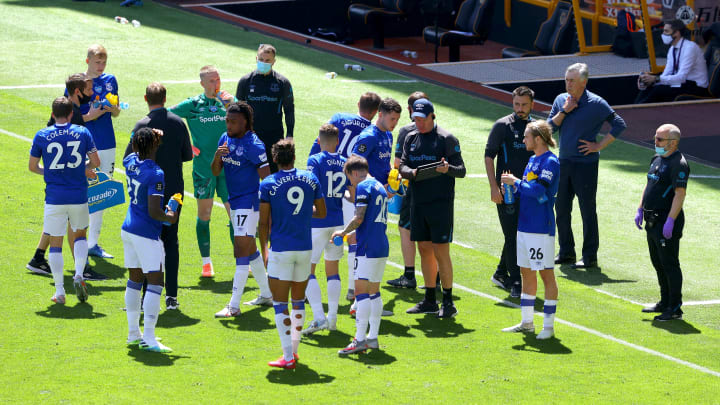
[236,44,295,173]
[399,98,466,318]
[635,19,708,103]
[635,123,689,322]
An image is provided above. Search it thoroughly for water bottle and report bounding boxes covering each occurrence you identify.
[163,194,182,226]
[131,20,141,28]
[503,183,514,204]
[215,91,231,106]
[333,235,344,246]
[344,64,352,70]
[351,64,364,71]
[402,50,418,58]
[325,72,337,79]
[118,102,129,110]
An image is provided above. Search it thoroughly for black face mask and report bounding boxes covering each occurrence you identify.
[78,91,92,105]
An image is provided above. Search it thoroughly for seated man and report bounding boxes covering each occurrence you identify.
[635,19,708,104]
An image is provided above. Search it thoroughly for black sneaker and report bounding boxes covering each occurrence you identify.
[437,302,458,318]
[406,299,439,314]
[654,308,683,321]
[387,275,417,289]
[83,265,108,281]
[166,296,179,310]
[490,272,509,290]
[641,302,666,313]
[510,282,521,298]
[27,257,51,275]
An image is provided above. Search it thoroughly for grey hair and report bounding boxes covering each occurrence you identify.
[566,63,589,81]
[658,123,682,139]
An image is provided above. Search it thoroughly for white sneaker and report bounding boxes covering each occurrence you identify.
[244,295,273,306]
[215,305,241,318]
[502,322,535,333]
[537,327,554,340]
[301,319,329,335]
[327,316,337,331]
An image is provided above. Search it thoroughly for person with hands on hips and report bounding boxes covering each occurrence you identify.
[635,124,689,322]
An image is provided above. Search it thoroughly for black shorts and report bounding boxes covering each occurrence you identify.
[398,192,411,230]
[410,201,453,243]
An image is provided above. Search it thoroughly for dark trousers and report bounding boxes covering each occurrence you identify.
[495,202,520,284]
[635,81,706,104]
[646,211,684,309]
[556,160,599,261]
[257,131,284,174]
[162,203,182,297]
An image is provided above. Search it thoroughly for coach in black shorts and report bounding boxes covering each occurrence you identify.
[400,99,465,318]
[236,44,294,173]
[124,82,193,310]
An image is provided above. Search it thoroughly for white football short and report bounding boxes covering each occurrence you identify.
[516,231,555,271]
[121,230,165,273]
[311,226,344,263]
[231,208,258,237]
[43,203,89,236]
[267,249,312,282]
[97,148,116,176]
[342,198,355,225]
[355,256,388,283]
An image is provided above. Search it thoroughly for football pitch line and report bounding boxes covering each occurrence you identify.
[4,127,720,379]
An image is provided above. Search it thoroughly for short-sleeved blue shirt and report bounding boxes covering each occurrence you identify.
[309,113,371,157]
[516,151,560,235]
[355,177,389,258]
[307,151,347,228]
[121,153,165,240]
[352,124,393,184]
[219,131,269,210]
[82,73,118,150]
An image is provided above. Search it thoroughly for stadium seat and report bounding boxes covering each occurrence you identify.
[502,1,577,58]
[422,0,492,62]
[348,0,418,49]
[675,23,720,101]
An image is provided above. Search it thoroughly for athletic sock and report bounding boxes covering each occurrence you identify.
[521,293,536,325]
[88,210,103,248]
[291,299,305,355]
[367,293,382,340]
[354,293,371,341]
[403,266,415,279]
[48,247,64,296]
[229,257,250,308]
[202,257,211,266]
[249,251,271,298]
[442,288,453,305]
[543,299,557,329]
[326,274,341,320]
[424,285,435,303]
[305,274,325,322]
[34,248,46,261]
[273,301,293,362]
[228,220,234,244]
[125,280,143,338]
[347,244,357,291]
[142,284,163,346]
[73,237,88,279]
[196,218,211,258]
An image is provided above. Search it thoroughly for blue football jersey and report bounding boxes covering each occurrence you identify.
[121,153,165,240]
[352,125,393,185]
[309,113,371,158]
[81,73,118,151]
[259,168,323,252]
[219,131,269,210]
[355,177,389,258]
[307,151,347,228]
[30,123,97,205]
[516,151,560,235]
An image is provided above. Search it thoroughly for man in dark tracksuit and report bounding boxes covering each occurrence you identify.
[636,123,689,321]
[236,44,294,173]
[124,82,193,310]
[484,86,535,298]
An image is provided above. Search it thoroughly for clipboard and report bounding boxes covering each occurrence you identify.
[414,161,443,182]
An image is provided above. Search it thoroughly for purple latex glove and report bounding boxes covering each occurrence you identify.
[635,208,643,229]
[662,217,675,239]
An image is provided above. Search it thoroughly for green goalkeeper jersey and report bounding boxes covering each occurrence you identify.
[170,94,232,177]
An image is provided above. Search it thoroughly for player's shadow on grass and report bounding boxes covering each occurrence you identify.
[157,309,201,328]
[410,316,475,338]
[90,259,127,280]
[187,278,253,295]
[512,334,573,354]
[218,307,274,331]
[36,303,106,319]
[340,349,398,366]
[557,264,636,286]
[646,319,702,334]
[301,329,354,348]
[379,319,414,338]
[266,363,335,385]
[127,346,190,367]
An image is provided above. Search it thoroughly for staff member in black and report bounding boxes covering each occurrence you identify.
[124,82,193,310]
[484,86,535,298]
[236,44,294,173]
[635,123,689,321]
[400,99,466,318]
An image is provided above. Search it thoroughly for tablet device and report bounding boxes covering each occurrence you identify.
[414,161,443,181]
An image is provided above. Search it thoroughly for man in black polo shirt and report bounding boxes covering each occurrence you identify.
[400,99,466,318]
[236,44,294,173]
[124,82,193,310]
[484,86,535,298]
[635,123,689,321]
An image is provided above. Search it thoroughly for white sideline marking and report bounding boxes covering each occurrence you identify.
[386,259,720,378]
[5,127,720,378]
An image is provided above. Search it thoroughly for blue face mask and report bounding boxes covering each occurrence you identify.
[655,146,666,155]
[257,61,272,74]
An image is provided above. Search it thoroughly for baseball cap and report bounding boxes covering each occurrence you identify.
[411,98,434,118]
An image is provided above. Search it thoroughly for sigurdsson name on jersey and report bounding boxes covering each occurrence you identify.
[45,129,83,142]
[340,119,369,128]
[198,115,225,124]
[267,173,318,196]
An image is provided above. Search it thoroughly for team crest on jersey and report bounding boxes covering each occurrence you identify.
[235,146,244,156]
[249,85,255,93]
[105,82,114,92]
[94,85,103,94]
[209,106,218,113]
[270,83,280,92]
[228,143,236,152]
